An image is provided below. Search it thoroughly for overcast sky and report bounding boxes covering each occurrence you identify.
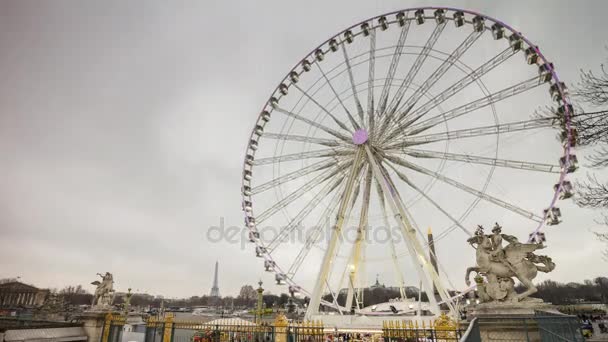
[1,0,607,299]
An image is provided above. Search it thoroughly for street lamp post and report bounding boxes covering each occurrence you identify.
[256,280,264,324]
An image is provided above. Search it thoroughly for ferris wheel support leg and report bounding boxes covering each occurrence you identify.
[305,147,365,320]
[364,144,456,316]
[344,167,372,312]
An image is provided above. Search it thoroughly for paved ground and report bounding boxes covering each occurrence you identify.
[589,322,608,341]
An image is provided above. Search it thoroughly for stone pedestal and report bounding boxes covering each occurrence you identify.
[80,310,121,342]
[466,303,559,342]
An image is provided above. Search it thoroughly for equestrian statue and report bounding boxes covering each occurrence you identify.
[91,272,115,308]
[464,223,555,303]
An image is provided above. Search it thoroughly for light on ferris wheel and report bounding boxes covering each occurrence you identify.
[472,15,485,32]
[525,47,539,65]
[491,23,504,39]
[453,11,465,27]
[434,9,446,24]
[288,285,299,294]
[242,185,252,196]
[414,9,425,25]
[248,231,259,243]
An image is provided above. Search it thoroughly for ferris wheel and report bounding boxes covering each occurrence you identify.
[241,7,576,318]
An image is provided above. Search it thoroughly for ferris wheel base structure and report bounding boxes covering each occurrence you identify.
[307,299,437,329]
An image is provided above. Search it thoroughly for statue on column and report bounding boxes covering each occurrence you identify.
[465,224,555,303]
[91,272,115,308]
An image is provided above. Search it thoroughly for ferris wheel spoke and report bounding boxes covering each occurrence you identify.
[374,178,408,300]
[290,84,354,133]
[384,30,483,139]
[388,47,518,136]
[365,146,453,314]
[273,106,352,143]
[252,148,353,166]
[385,161,472,236]
[344,166,372,310]
[255,162,353,223]
[263,133,346,147]
[405,76,545,136]
[367,28,377,136]
[251,159,335,195]
[287,188,343,276]
[307,147,365,316]
[384,153,543,222]
[377,19,412,117]
[399,148,561,173]
[381,21,447,127]
[341,43,365,125]
[267,175,346,252]
[312,65,360,130]
[385,117,554,149]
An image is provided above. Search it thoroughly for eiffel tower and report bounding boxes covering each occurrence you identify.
[209,261,220,297]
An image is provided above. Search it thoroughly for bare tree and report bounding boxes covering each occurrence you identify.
[571,55,608,258]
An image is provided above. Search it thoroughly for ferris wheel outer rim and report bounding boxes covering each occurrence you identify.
[240,6,573,298]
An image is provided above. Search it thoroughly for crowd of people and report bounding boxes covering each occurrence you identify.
[580,314,608,338]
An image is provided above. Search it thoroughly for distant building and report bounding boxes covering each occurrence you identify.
[0,282,48,308]
[370,275,385,289]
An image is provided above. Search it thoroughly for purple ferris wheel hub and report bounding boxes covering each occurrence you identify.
[352,129,369,145]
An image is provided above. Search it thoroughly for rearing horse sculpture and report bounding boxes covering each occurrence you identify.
[465,230,555,302]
